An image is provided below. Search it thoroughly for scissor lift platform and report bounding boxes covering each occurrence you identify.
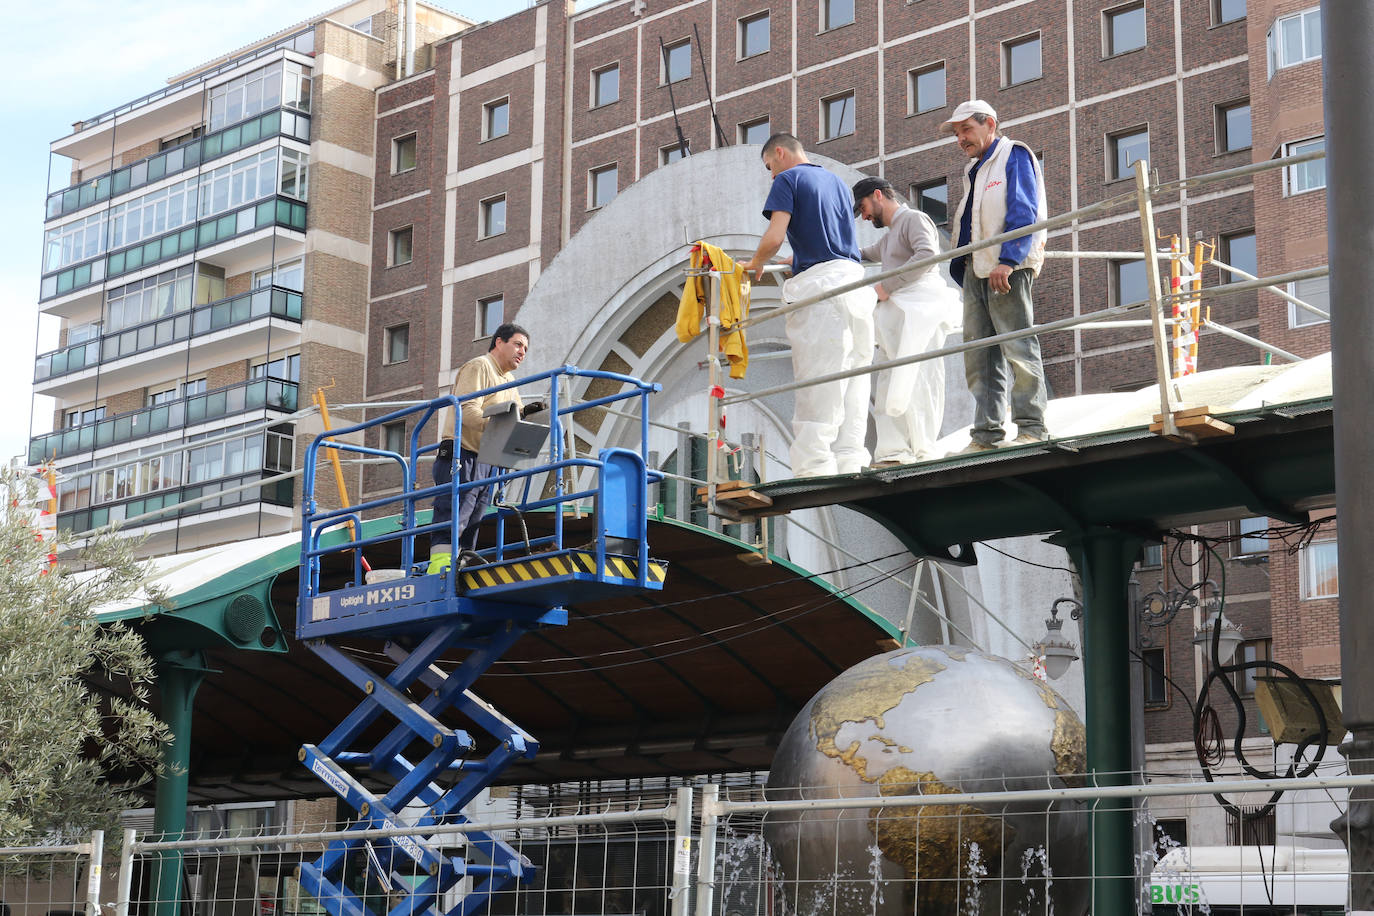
[459,548,668,603]
[299,550,666,641]
[295,367,664,916]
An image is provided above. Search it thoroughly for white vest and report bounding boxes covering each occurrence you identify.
[951,137,1048,279]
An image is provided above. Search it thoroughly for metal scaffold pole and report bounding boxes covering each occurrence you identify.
[1324,0,1374,908]
[1134,160,1183,440]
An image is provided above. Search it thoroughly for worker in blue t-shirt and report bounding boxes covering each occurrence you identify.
[741,134,877,478]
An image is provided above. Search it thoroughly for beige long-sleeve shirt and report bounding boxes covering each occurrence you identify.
[438,352,523,452]
[858,204,940,295]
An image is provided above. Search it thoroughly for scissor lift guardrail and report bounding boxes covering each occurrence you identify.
[294,366,666,916]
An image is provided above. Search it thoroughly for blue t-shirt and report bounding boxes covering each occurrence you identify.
[762,163,861,275]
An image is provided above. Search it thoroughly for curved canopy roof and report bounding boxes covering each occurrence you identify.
[100,516,901,803]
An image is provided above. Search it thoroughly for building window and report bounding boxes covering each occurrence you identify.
[1220,231,1256,283]
[384,421,406,455]
[1234,639,1271,696]
[739,117,771,145]
[1217,101,1251,152]
[65,406,106,427]
[1111,258,1148,306]
[1155,819,1188,850]
[279,148,310,202]
[484,98,510,140]
[823,0,854,30]
[253,258,304,291]
[1142,647,1168,707]
[1003,33,1042,86]
[911,179,948,226]
[1284,137,1326,195]
[1227,806,1276,846]
[662,39,691,84]
[821,92,855,141]
[909,63,946,115]
[208,61,311,131]
[1104,2,1146,56]
[478,295,504,337]
[1288,275,1329,327]
[1234,516,1268,556]
[1214,0,1245,25]
[392,133,417,174]
[481,195,507,238]
[661,142,688,165]
[1267,7,1321,76]
[251,352,300,381]
[589,164,618,209]
[1109,127,1150,180]
[739,11,770,58]
[385,324,409,364]
[389,226,413,266]
[1139,541,1164,567]
[592,63,619,108]
[1300,538,1338,599]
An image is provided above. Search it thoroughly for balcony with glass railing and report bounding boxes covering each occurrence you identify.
[64,28,314,138]
[40,196,307,303]
[58,469,294,536]
[30,376,298,464]
[47,108,311,221]
[35,286,302,384]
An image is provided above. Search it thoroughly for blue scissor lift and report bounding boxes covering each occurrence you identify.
[295,367,667,916]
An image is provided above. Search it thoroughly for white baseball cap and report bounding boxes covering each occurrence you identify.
[940,99,998,133]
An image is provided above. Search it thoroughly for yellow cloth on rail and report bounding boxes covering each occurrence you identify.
[676,242,751,379]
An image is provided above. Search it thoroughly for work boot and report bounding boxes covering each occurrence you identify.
[426,551,452,575]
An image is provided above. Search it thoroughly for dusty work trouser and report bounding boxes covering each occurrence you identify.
[783,260,876,477]
[963,268,1049,446]
[872,272,962,464]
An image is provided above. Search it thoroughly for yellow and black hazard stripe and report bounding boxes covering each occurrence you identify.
[460,551,667,591]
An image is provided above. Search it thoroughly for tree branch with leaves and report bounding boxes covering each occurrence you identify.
[0,463,169,842]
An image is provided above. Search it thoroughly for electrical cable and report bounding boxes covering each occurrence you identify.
[691,22,728,149]
[573,547,917,621]
[333,554,920,677]
[973,539,1076,573]
[483,555,920,675]
[1157,534,1332,828]
[658,36,691,159]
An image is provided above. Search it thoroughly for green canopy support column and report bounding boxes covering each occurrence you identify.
[152,649,212,916]
[1052,527,1142,916]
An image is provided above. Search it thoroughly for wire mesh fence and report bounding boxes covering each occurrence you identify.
[0,835,100,916]
[3,772,1370,916]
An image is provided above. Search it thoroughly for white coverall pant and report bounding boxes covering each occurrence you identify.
[872,271,963,464]
[783,260,877,477]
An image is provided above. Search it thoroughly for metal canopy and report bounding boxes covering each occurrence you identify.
[104,516,900,804]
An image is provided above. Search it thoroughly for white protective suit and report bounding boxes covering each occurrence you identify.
[783,260,877,477]
[872,269,962,464]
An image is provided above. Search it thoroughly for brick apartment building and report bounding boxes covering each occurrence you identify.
[31,0,1334,846]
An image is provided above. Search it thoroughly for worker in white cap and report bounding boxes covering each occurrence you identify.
[942,100,1050,451]
[741,133,876,478]
[852,176,962,466]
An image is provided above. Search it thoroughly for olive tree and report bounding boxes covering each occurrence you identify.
[0,463,168,842]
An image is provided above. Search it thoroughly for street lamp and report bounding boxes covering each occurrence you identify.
[1138,578,1241,666]
[1036,598,1081,681]
[1192,605,1244,665]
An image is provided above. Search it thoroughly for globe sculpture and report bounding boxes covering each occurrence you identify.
[763,646,1091,916]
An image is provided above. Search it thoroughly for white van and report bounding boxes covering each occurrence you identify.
[1148,845,1347,914]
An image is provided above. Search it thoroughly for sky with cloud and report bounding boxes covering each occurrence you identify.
[1,0,546,463]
